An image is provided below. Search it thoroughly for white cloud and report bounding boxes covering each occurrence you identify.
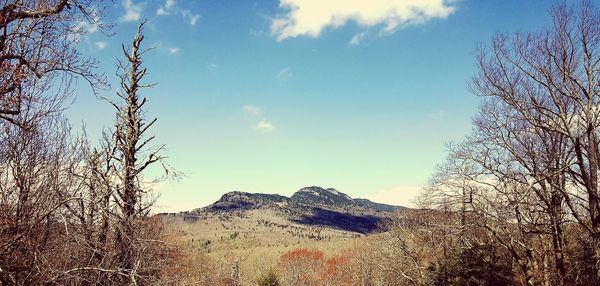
[368,185,422,207]
[276,67,292,81]
[243,105,261,116]
[271,0,456,41]
[166,0,175,9]
[68,20,99,42]
[80,21,99,34]
[121,0,142,22]
[157,0,175,15]
[349,32,365,45]
[168,47,181,54]
[156,1,200,26]
[94,41,107,50]
[256,119,276,133]
[182,10,201,25]
[243,105,275,133]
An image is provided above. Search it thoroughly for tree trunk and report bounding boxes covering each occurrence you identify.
[549,182,566,286]
[587,132,600,281]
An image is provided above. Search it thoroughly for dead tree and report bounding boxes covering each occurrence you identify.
[109,21,171,285]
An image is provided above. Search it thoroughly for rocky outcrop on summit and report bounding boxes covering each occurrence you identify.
[201,191,288,212]
[290,186,355,210]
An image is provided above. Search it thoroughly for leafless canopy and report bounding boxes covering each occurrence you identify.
[422,1,599,285]
[0,0,107,127]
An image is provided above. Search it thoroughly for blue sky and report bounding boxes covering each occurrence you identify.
[66,0,564,211]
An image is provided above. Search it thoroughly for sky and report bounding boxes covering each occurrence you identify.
[66,0,566,212]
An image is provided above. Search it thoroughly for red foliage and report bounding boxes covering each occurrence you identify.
[277,248,356,286]
[323,255,348,276]
[278,248,325,286]
[280,248,324,262]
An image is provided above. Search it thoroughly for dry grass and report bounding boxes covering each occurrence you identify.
[161,209,367,285]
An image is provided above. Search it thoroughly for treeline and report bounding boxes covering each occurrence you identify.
[0,2,177,285]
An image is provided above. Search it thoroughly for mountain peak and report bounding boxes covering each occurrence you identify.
[199,191,288,212]
[292,186,354,208]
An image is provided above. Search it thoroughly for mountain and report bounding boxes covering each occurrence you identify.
[290,186,355,210]
[189,186,404,234]
[353,198,399,212]
[203,191,288,212]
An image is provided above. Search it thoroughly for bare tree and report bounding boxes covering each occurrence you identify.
[436,98,570,285]
[420,2,600,284]
[107,21,174,285]
[370,209,455,286]
[35,21,176,286]
[0,106,81,285]
[0,0,106,127]
[469,0,599,279]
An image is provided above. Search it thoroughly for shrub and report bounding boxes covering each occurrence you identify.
[278,248,324,286]
[257,268,281,286]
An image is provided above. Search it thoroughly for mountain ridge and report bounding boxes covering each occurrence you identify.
[195,186,402,214]
[186,186,404,234]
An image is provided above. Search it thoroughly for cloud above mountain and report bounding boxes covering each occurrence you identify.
[272,0,456,41]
